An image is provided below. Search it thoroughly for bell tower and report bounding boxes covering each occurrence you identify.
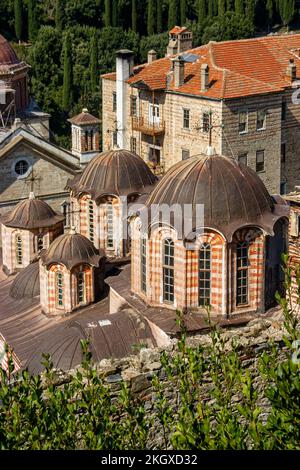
[68,108,100,167]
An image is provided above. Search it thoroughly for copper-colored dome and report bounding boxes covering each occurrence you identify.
[0,35,19,65]
[0,195,65,230]
[145,153,286,240]
[41,232,104,270]
[10,259,40,300]
[68,149,157,200]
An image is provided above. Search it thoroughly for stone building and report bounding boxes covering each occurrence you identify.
[0,192,64,275]
[283,191,300,303]
[68,108,100,166]
[102,30,300,194]
[40,230,105,316]
[67,148,157,259]
[124,150,289,317]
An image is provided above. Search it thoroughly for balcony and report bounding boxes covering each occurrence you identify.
[132,116,165,136]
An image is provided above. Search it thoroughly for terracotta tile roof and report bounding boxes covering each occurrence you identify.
[68,108,100,126]
[102,34,300,99]
[169,26,189,35]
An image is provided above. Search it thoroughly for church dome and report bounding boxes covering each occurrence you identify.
[0,194,65,230]
[40,231,104,270]
[145,152,286,240]
[68,149,157,200]
[0,35,19,66]
[10,259,40,300]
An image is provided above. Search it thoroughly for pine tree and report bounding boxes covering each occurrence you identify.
[245,0,255,26]
[28,0,38,42]
[208,0,214,16]
[168,0,179,29]
[266,0,273,27]
[90,33,98,94]
[198,0,206,23]
[132,0,137,31]
[55,0,64,31]
[14,0,23,41]
[104,0,111,27]
[148,0,156,35]
[279,0,295,28]
[218,0,226,15]
[234,0,244,15]
[112,0,118,27]
[180,0,186,24]
[226,0,233,10]
[157,0,163,33]
[63,33,73,112]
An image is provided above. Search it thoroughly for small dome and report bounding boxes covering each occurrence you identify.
[68,149,157,200]
[0,194,65,230]
[146,153,285,240]
[10,259,40,300]
[0,35,19,65]
[41,231,104,270]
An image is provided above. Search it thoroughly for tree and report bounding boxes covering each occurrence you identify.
[132,0,137,31]
[168,0,179,29]
[157,0,163,33]
[55,0,64,31]
[198,0,206,23]
[104,0,111,27]
[90,33,98,93]
[234,0,244,15]
[218,0,226,16]
[208,0,215,17]
[278,0,295,28]
[14,0,23,42]
[28,0,39,42]
[266,0,273,28]
[180,0,186,24]
[63,33,73,112]
[112,0,118,27]
[148,0,156,35]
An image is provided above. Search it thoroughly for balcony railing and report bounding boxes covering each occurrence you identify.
[132,116,165,136]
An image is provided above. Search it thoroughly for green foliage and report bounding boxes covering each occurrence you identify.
[14,0,23,41]
[180,0,186,24]
[168,0,179,29]
[157,0,163,33]
[132,0,137,31]
[28,0,39,42]
[147,0,156,35]
[104,0,111,27]
[62,32,73,112]
[278,0,295,27]
[90,32,99,93]
[55,0,65,31]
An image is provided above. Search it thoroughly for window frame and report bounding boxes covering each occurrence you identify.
[106,202,114,250]
[238,110,248,134]
[256,109,267,131]
[88,200,94,243]
[236,241,249,307]
[112,92,117,112]
[202,112,210,133]
[256,149,265,173]
[162,238,175,304]
[15,234,23,266]
[183,108,190,129]
[182,149,190,160]
[141,236,147,293]
[77,271,86,305]
[130,95,137,117]
[238,153,248,166]
[198,243,211,307]
[130,136,137,154]
[55,271,64,309]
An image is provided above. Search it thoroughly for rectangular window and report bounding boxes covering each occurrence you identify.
[112,92,117,112]
[37,234,44,253]
[149,103,160,124]
[130,96,137,116]
[107,202,114,249]
[281,100,286,121]
[238,153,248,166]
[199,243,211,307]
[16,235,22,265]
[77,272,85,304]
[56,272,64,308]
[203,112,210,133]
[113,131,118,147]
[256,150,265,172]
[239,111,248,134]
[130,137,137,154]
[88,200,94,243]
[141,237,147,293]
[148,146,161,164]
[236,242,248,306]
[182,149,190,160]
[183,109,190,129]
[163,239,174,303]
[257,109,266,130]
[281,143,286,163]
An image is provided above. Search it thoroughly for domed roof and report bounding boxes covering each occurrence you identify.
[0,35,19,65]
[0,194,65,229]
[68,149,157,200]
[40,231,104,270]
[144,152,288,240]
[10,259,40,300]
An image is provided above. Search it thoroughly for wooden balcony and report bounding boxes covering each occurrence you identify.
[132,116,165,136]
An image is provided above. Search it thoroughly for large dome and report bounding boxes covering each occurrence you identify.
[68,149,157,200]
[10,259,40,300]
[0,194,64,230]
[145,152,287,240]
[0,35,19,66]
[41,231,104,270]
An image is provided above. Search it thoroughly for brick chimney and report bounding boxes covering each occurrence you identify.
[201,64,209,92]
[116,49,134,149]
[174,56,185,88]
[287,58,297,82]
[148,50,157,64]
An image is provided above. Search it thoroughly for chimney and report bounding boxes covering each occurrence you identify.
[148,50,157,64]
[201,63,209,92]
[287,58,297,82]
[116,49,134,149]
[174,56,185,88]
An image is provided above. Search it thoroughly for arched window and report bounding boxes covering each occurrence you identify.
[77,271,85,304]
[55,272,64,308]
[37,234,44,253]
[141,236,147,293]
[107,202,114,249]
[15,235,23,265]
[199,243,211,306]
[236,242,249,306]
[163,238,174,303]
[88,200,94,243]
